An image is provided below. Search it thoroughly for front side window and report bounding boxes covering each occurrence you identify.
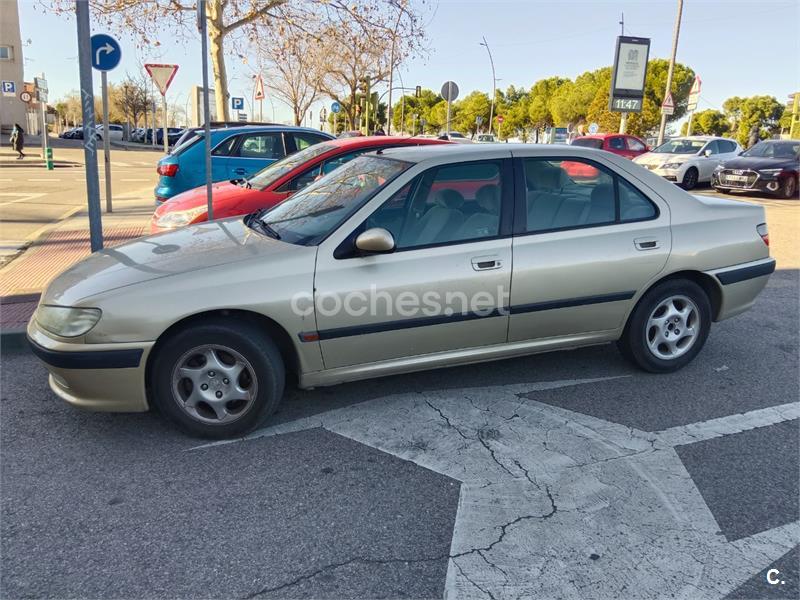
[523,158,656,233]
[255,155,412,245]
[703,141,720,155]
[238,133,285,159]
[366,160,504,250]
[627,137,646,151]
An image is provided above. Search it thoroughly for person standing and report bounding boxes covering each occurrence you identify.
[10,123,25,159]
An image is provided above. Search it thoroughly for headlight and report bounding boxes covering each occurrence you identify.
[713,164,724,172]
[662,162,684,170]
[155,206,207,228]
[36,305,102,338]
[758,168,784,176]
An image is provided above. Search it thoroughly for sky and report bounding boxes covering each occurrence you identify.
[16,0,800,126]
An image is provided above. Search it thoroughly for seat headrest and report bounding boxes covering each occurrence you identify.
[525,161,565,191]
[590,183,614,204]
[475,184,501,214]
[434,188,465,209]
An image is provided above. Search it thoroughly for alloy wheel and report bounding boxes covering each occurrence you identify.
[645,295,701,360]
[171,344,258,424]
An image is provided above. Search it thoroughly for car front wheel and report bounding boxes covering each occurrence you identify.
[781,176,797,199]
[681,167,699,190]
[151,318,285,438]
[618,279,711,373]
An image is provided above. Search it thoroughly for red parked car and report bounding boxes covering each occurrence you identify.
[151,136,448,233]
[564,134,650,179]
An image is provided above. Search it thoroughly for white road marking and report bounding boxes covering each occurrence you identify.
[0,192,46,207]
[192,379,799,599]
[26,178,61,182]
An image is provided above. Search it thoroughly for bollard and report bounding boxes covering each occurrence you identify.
[45,147,54,170]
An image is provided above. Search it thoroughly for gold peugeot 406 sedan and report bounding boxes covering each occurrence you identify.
[28,145,775,438]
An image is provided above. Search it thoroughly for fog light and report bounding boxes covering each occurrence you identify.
[766,181,779,191]
[52,373,70,389]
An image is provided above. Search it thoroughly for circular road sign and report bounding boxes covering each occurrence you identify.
[441,81,459,102]
[90,34,122,72]
[496,115,504,124]
[330,101,341,114]
[588,122,599,134]
[19,90,32,103]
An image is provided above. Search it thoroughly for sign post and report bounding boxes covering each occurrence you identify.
[75,2,103,251]
[330,101,340,135]
[197,0,213,222]
[609,35,650,134]
[441,81,459,136]
[254,75,265,122]
[35,75,48,160]
[91,33,122,213]
[686,75,701,136]
[661,92,675,116]
[144,63,179,153]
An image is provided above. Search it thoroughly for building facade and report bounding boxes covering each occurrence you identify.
[0,0,28,134]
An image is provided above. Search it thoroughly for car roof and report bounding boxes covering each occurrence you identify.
[377,143,628,164]
[322,135,448,149]
[580,133,638,139]
[207,125,330,135]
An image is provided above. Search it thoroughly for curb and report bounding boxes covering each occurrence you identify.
[1,328,29,354]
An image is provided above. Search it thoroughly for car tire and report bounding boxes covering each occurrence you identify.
[617,279,711,373]
[781,176,797,199]
[681,167,699,190]
[150,318,285,438]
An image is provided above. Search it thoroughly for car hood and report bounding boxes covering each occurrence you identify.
[634,152,696,165]
[42,218,292,305]
[157,181,264,213]
[719,156,798,171]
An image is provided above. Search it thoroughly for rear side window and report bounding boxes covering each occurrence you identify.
[607,137,626,150]
[571,138,603,149]
[212,135,238,156]
[522,158,657,233]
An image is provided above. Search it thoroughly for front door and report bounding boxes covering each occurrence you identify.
[509,156,671,341]
[314,158,514,369]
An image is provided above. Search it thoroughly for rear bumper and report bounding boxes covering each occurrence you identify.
[27,321,153,413]
[707,257,776,321]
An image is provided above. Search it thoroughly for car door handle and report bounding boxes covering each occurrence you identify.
[234,168,246,175]
[634,237,660,251]
[472,256,502,271]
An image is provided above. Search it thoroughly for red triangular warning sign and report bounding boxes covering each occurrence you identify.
[145,63,179,96]
[662,92,674,109]
[254,75,265,101]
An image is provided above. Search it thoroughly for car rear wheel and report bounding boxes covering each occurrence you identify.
[681,167,699,190]
[781,176,797,199]
[617,279,711,373]
[151,318,285,438]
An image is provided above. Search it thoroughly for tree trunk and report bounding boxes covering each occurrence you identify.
[294,108,301,126]
[207,0,229,122]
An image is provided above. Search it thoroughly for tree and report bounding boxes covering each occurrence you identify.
[528,77,568,131]
[680,109,730,136]
[391,88,441,134]
[453,91,491,135]
[115,74,152,127]
[319,1,427,133]
[43,0,292,122]
[730,95,784,146]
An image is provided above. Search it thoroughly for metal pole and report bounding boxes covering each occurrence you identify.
[386,6,403,136]
[619,112,627,134]
[101,71,112,212]
[686,111,694,136]
[481,37,496,136]
[199,0,213,221]
[657,0,683,146]
[40,94,46,158]
[446,99,451,136]
[75,0,103,251]
[162,94,168,152]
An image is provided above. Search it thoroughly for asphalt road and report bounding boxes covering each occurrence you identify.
[0,138,159,265]
[1,175,798,598]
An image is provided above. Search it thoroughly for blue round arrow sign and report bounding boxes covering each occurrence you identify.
[330,101,341,114]
[91,34,122,71]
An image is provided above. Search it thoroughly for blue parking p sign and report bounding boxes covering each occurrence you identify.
[1,81,16,97]
[231,97,244,110]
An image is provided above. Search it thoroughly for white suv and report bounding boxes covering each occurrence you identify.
[95,124,124,141]
[633,136,741,189]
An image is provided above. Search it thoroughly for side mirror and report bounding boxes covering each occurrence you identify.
[703,149,712,157]
[355,227,395,254]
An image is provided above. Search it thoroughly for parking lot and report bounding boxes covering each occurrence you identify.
[1,183,798,599]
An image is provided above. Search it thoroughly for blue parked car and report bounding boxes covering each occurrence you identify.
[154,126,334,202]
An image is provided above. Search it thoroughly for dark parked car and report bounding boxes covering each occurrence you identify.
[712,139,799,198]
[145,127,185,146]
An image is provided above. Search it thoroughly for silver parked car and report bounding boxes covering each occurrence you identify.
[29,145,775,438]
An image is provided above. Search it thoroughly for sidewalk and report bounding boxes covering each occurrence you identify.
[0,196,153,352]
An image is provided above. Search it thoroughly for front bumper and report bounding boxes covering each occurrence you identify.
[27,320,153,413]
[637,163,682,182]
[711,171,785,195]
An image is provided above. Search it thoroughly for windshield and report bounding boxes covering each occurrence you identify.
[255,155,412,245]
[651,139,706,154]
[742,140,800,159]
[248,141,337,190]
[571,138,603,149]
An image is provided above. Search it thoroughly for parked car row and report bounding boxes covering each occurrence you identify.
[59,124,123,141]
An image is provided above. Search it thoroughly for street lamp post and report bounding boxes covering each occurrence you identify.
[657,0,684,146]
[386,2,406,136]
[480,36,497,135]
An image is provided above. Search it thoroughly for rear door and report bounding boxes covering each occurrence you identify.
[508,154,671,341]
[225,131,287,179]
